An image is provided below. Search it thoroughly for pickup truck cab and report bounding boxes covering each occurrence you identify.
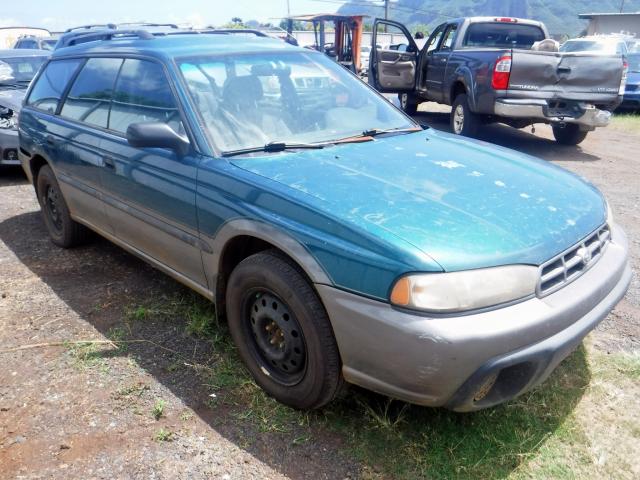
[19,31,630,412]
[369,17,627,145]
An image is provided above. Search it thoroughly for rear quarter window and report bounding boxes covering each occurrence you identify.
[463,23,545,49]
[26,59,83,113]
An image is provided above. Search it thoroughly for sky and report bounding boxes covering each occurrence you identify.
[0,0,352,32]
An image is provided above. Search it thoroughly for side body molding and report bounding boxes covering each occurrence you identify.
[201,218,333,296]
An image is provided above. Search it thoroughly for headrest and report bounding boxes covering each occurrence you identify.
[223,75,263,108]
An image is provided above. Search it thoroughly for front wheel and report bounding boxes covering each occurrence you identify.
[451,93,480,137]
[226,250,344,410]
[399,93,418,115]
[552,124,588,145]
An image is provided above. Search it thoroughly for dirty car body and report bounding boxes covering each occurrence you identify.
[18,33,630,411]
[0,49,49,167]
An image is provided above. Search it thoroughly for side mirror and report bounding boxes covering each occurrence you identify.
[126,122,190,156]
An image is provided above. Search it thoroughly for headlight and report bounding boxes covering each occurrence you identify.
[0,106,17,130]
[390,265,538,313]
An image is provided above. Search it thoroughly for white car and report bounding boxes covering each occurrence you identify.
[560,36,629,55]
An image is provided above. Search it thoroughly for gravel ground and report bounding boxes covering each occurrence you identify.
[0,107,638,479]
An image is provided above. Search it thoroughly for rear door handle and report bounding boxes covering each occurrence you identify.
[103,157,115,169]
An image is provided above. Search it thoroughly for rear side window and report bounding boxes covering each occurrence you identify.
[27,59,82,113]
[61,58,123,128]
[109,59,180,134]
[463,23,545,49]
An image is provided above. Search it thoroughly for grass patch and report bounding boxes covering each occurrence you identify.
[123,294,640,479]
[611,113,640,132]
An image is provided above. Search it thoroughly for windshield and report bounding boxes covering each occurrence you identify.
[629,54,640,72]
[0,56,47,84]
[462,23,545,49]
[178,51,415,154]
[560,40,619,54]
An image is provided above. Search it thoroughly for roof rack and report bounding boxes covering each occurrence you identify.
[64,29,154,47]
[65,23,118,33]
[199,28,271,38]
[116,22,180,29]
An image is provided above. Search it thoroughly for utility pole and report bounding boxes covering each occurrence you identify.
[620,0,625,13]
[286,0,291,17]
[384,0,389,32]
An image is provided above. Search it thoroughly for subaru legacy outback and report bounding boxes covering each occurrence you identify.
[19,31,630,411]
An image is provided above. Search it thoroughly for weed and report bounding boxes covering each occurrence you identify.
[154,428,174,442]
[179,410,194,422]
[152,399,166,420]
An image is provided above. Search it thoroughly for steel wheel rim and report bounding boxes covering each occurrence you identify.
[45,185,63,232]
[453,104,465,134]
[244,289,307,386]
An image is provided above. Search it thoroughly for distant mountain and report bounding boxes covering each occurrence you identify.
[337,0,640,35]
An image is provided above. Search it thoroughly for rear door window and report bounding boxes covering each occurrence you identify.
[60,58,123,128]
[26,59,83,113]
[463,23,545,49]
[108,58,181,134]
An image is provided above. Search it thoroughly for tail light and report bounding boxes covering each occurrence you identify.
[619,59,629,96]
[491,54,512,90]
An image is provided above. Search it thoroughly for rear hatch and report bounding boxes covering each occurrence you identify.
[508,50,624,105]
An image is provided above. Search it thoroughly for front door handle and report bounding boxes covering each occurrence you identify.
[103,157,115,169]
[45,135,56,146]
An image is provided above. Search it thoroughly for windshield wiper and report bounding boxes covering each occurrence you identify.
[362,126,424,137]
[221,141,325,158]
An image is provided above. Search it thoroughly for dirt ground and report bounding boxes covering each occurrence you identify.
[0,106,638,479]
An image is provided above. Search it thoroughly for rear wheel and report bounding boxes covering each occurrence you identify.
[552,124,588,145]
[451,93,479,137]
[399,93,418,115]
[35,165,90,248]
[226,250,344,409]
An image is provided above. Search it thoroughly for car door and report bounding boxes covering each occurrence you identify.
[99,58,207,287]
[424,23,459,103]
[369,19,418,93]
[55,57,124,233]
[23,57,113,232]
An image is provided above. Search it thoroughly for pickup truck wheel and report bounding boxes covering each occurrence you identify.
[35,165,90,248]
[552,124,588,145]
[399,93,418,115]
[226,250,344,410]
[451,94,479,137]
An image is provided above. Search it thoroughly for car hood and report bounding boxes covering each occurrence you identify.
[0,88,26,112]
[230,129,606,271]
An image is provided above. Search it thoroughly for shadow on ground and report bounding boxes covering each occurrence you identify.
[411,108,602,163]
[0,167,29,187]
[1,201,590,479]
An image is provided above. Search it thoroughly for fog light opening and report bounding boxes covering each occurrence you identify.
[473,372,498,402]
[4,149,17,161]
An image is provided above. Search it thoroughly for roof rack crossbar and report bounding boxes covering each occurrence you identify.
[67,29,155,47]
[117,22,180,29]
[65,23,118,33]
[199,28,270,38]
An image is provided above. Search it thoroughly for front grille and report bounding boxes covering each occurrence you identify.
[537,224,610,297]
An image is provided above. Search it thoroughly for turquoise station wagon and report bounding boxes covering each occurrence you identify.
[18,30,631,411]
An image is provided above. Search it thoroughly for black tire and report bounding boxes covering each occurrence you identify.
[226,250,344,409]
[552,124,588,146]
[451,93,479,137]
[399,93,418,115]
[35,165,90,248]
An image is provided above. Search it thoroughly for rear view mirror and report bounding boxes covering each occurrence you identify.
[126,122,190,156]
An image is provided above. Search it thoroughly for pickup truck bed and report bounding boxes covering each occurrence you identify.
[369,17,626,145]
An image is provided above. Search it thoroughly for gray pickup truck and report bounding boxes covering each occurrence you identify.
[369,17,627,145]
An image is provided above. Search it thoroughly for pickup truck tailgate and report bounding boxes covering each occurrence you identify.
[508,51,623,104]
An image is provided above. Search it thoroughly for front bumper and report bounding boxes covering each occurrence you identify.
[0,128,20,166]
[318,223,630,411]
[494,99,612,128]
[619,91,640,110]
